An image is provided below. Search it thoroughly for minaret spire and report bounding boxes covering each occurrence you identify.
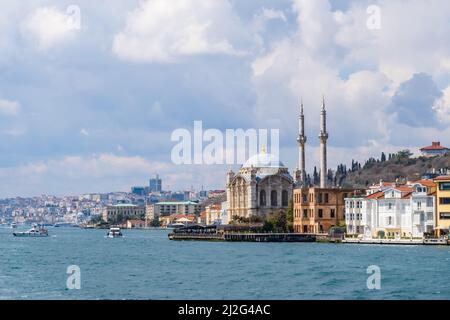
[319,95,328,188]
[296,98,307,187]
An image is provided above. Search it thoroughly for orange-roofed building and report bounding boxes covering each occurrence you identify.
[420,141,450,157]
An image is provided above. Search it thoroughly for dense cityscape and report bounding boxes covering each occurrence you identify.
[0,173,226,228]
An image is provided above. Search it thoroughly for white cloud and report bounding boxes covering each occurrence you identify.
[335,0,450,86]
[248,0,450,174]
[260,8,286,22]
[113,0,248,62]
[434,85,450,124]
[0,98,21,115]
[80,128,89,136]
[24,7,75,50]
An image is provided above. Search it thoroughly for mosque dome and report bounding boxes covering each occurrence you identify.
[242,153,286,169]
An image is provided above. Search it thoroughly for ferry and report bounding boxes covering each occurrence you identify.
[106,227,123,238]
[13,225,49,237]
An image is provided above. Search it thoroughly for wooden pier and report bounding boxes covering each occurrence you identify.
[169,232,315,242]
[223,233,315,242]
[168,225,316,242]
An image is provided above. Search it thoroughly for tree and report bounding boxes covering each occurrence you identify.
[90,215,103,225]
[313,166,319,185]
[150,217,161,227]
[286,200,294,233]
[397,149,413,159]
[381,152,386,162]
[263,209,288,233]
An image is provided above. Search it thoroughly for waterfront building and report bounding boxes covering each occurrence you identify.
[294,187,353,233]
[149,174,162,192]
[151,201,202,217]
[205,204,222,225]
[159,214,196,227]
[199,211,207,224]
[434,176,450,236]
[126,219,146,229]
[145,204,155,221]
[226,152,294,219]
[102,203,145,222]
[345,180,436,238]
[420,141,450,157]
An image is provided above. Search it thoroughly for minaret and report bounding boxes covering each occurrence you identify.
[319,96,328,188]
[296,100,307,186]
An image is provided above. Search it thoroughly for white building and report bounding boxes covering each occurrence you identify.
[345,181,436,239]
[151,201,202,217]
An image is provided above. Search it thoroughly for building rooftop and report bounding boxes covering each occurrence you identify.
[112,203,137,207]
[156,201,200,205]
[435,175,450,181]
[411,179,436,187]
[420,141,449,151]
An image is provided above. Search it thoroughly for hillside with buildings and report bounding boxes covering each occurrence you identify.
[337,151,450,189]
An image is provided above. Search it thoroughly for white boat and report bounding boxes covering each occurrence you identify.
[13,225,49,237]
[106,227,123,238]
[10,223,17,229]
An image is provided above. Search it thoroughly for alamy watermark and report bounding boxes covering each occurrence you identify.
[366,265,381,290]
[366,5,381,30]
[66,265,81,290]
[66,5,81,30]
[171,121,280,166]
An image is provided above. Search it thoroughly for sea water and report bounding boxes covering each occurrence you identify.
[0,227,449,300]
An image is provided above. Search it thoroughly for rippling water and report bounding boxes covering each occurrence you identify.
[0,226,449,300]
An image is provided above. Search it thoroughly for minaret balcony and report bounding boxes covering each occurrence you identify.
[319,132,328,140]
[297,136,307,144]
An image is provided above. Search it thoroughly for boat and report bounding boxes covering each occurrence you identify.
[53,222,74,227]
[13,225,49,237]
[106,227,123,238]
[10,223,17,229]
[167,222,186,229]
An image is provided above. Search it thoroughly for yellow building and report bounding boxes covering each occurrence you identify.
[434,176,450,236]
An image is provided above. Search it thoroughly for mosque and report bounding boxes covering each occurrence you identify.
[226,97,331,220]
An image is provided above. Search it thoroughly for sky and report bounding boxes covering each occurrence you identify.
[1,0,450,197]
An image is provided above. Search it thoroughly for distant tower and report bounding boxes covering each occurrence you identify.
[149,174,162,192]
[296,100,307,186]
[319,96,328,188]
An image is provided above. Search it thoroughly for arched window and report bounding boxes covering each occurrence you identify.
[271,190,278,206]
[260,190,266,206]
[282,190,288,207]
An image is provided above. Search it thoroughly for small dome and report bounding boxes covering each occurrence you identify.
[242,153,285,168]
